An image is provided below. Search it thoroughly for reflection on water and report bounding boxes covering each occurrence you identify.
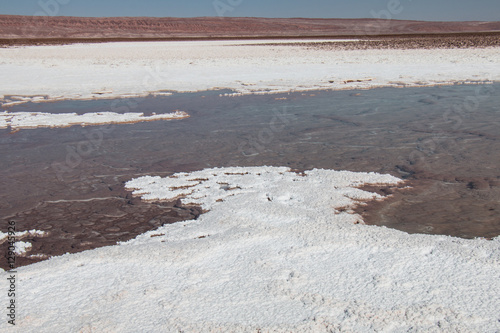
[1,84,500,244]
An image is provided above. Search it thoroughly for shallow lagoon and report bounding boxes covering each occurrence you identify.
[1,83,499,266]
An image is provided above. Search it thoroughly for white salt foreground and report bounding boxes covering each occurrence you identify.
[3,166,500,332]
[0,110,189,130]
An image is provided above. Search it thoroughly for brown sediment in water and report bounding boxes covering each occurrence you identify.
[355,173,500,239]
[0,185,202,270]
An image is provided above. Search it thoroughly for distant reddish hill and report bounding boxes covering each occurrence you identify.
[1,15,500,40]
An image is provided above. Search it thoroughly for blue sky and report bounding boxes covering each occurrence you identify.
[0,0,499,21]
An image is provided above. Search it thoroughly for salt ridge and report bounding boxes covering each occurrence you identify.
[0,230,46,243]
[0,110,189,130]
[13,242,32,256]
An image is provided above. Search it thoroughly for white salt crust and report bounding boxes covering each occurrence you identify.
[2,167,499,332]
[0,40,498,106]
[0,110,189,130]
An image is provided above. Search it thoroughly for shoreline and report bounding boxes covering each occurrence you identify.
[2,79,497,108]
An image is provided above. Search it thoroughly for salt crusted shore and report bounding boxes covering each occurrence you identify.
[1,39,499,107]
[2,167,499,332]
[0,110,189,130]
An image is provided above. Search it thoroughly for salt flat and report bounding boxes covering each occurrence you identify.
[1,41,500,332]
[1,40,499,106]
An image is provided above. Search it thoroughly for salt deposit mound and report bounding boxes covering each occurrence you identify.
[4,167,500,332]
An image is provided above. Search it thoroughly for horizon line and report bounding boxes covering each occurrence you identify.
[0,14,498,23]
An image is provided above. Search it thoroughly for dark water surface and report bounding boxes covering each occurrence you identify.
[1,84,499,267]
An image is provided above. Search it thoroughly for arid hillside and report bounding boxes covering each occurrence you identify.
[1,15,500,40]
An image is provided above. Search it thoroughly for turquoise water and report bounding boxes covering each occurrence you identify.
[1,83,500,239]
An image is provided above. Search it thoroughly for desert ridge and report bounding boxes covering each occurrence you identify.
[1,15,500,40]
